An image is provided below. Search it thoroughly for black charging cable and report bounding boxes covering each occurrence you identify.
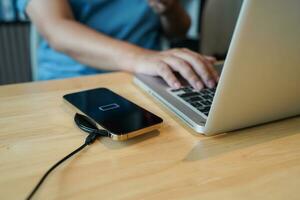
[26,113,110,200]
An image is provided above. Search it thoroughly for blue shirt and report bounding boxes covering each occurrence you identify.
[17,0,162,80]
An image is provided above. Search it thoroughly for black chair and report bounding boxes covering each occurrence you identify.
[0,0,32,85]
[0,21,32,85]
[171,0,243,60]
[170,0,207,52]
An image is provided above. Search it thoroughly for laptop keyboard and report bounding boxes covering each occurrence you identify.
[168,86,216,117]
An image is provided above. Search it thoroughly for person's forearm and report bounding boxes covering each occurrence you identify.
[160,2,191,38]
[44,19,151,72]
[27,0,217,91]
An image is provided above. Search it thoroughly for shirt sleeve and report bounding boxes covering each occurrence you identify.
[16,0,31,17]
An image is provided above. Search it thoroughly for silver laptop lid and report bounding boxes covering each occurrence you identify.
[205,0,300,134]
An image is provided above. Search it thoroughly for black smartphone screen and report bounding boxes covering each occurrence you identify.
[63,88,163,135]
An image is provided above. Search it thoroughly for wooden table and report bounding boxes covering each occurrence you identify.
[1,72,300,200]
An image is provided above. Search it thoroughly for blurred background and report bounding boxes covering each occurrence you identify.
[0,0,243,85]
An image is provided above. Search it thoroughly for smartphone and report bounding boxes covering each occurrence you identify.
[63,88,163,140]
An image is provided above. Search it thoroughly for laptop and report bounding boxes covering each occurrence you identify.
[134,0,300,136]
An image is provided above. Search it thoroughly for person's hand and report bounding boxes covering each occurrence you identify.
[133,48,219,90]
[147,0,177,14]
